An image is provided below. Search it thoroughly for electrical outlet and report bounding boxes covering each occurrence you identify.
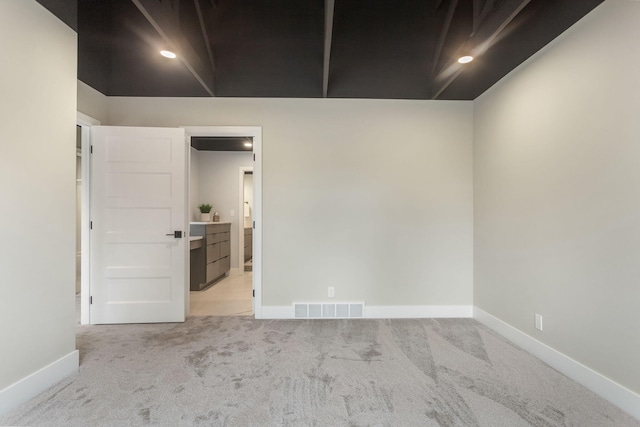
[230,210,235,217]
[328,287,335,298]
[535,314,543,331]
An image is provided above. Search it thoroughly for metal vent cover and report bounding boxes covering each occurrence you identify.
[293,302,365,319]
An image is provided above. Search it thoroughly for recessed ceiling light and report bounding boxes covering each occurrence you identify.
[160,50,177,59]
[458,55,474,64]
[244,142,253,147]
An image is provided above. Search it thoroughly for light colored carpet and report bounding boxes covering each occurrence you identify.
[1,317,637,426]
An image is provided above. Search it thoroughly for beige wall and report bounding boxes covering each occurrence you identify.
[77,80,108,124]
[474,0,640,395]
[0,0,77,391]
[108,97,474,307]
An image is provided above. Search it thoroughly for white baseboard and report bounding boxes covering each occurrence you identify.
[258,305,473,320]
[366,305,473,318]
[0,350,79,416]
[474,307,640,421]
[260,306,293,319]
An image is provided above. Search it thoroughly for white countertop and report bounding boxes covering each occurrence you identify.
[190,221,232,225]
[189,236,203,242]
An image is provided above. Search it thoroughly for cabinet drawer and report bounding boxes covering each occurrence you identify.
[206,259,221,281]
[206,243,221,263]
[206,223,229,234]
[206,257,230,281]
[206,232,230,245]
[220,241,230,257]
[221,256,230,272]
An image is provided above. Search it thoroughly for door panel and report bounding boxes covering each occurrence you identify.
[90,126,187,324]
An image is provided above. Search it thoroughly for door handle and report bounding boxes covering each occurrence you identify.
[166,231,183,238]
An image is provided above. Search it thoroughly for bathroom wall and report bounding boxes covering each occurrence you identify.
[244,173,254,229]
[196,151,253,271]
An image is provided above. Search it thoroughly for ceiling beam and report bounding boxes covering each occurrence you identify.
[474,0,495,33]
[323,0,335,98]
[131,0,215,96]
[431,0,459,80]
[194,0,216,75]
[431,0,530,99]
[473,0,481,32]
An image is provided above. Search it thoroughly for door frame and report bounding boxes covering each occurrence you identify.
[183,126,263,319]
[76,111,100,325]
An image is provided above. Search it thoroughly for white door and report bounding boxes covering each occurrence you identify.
[90,126,188,324]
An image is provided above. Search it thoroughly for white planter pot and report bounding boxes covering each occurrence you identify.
[200,213,211,222]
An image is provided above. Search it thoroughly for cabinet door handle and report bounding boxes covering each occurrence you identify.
[166,231,183,238]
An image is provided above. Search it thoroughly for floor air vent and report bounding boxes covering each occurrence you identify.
[293,302,365,319]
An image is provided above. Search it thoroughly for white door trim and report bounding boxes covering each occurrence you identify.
[76,112,100,325]
[182,126,263,319]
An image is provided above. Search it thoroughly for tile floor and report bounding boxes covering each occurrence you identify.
[189,272,253,316]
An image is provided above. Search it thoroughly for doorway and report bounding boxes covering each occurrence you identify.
[76,112,100,325]
[184,126,262,318]
[182,166,255,316]
[188,148,252,316]
[78,124,263,323]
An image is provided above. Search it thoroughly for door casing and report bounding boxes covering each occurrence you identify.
[77,112,100,325]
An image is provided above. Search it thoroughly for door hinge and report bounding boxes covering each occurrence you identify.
[253,220,255,229]
[253,290,255,298]
[90,221,93,230]
[90,145,93,154]
[90,296,93,304]
[253,153,255,161]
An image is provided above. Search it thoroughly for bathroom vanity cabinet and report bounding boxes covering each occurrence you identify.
[190,222,231,290]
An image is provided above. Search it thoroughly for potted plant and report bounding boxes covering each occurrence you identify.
[198,203,213,222]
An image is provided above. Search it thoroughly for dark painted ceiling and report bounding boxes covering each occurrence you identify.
[39,0,604,100]
[191,136,253,151]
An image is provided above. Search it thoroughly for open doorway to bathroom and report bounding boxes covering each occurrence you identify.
[188,134,255,316]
